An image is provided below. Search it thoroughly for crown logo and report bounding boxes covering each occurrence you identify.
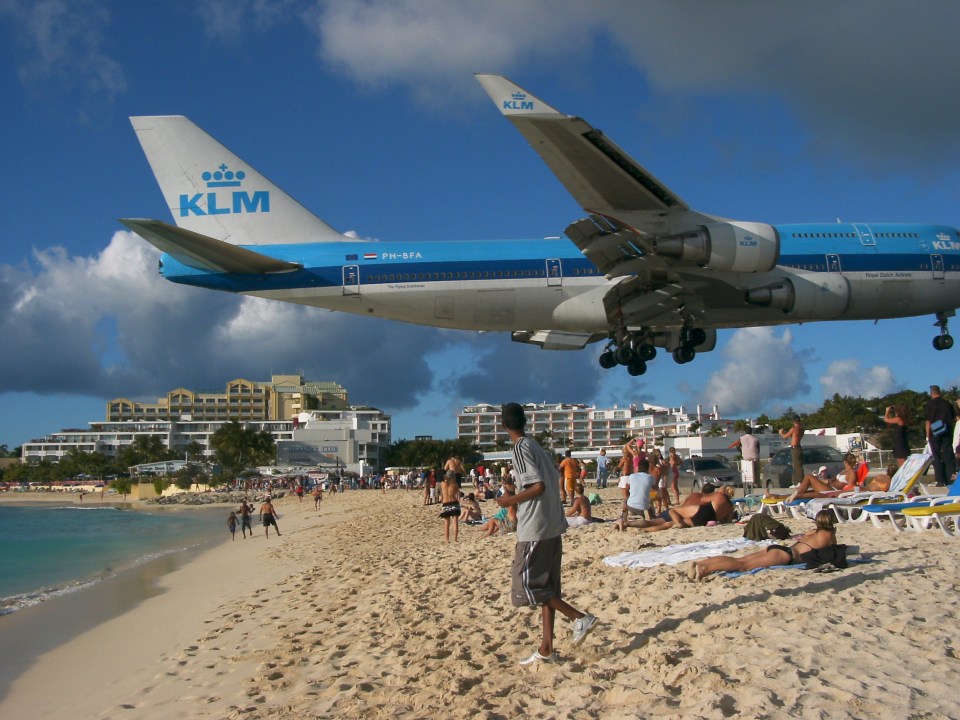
[202,163,246,188]
[511,92,526,101]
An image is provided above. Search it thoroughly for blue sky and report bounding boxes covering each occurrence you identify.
[1,0,959,449]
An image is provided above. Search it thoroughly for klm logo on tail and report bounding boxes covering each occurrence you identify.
[179,164,270,217]
[502,91,534,111]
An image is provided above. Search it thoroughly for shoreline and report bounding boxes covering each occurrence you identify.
[0,533,225,699]
[1,488,958,718]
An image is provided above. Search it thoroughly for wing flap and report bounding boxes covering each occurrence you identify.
[511,330,604,351]
[119,218,302,274]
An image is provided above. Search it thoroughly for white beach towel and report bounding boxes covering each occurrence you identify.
[602,538,766,569]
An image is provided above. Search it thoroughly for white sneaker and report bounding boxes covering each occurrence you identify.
[519,650,554,666]
[571,613,598,646]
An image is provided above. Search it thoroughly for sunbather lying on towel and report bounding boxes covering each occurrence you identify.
[687,510,837,580]
[619,487,736,532]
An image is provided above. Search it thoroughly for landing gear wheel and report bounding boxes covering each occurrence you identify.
[638,343,657,362]
[599,351,617,369]
[934,334,954,351]
[673,345,696,364]
[688,328,707,346]
[627,359,647,376]
[615,346,635,365]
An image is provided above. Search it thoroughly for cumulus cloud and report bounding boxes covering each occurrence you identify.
[305,0,597,96]
[697,327,812,416]
[2,231,614,419]
[196,0,298,42]
[448,335,604,405]
[0,0,126,105]
[819,359,900,400]
[299,0,960,171]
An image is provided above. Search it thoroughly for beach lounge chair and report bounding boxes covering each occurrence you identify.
[902,502,960,537]
[851,473,960,532]
[808,453,934,522]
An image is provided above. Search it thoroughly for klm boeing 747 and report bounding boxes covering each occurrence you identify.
[120,74,960,376]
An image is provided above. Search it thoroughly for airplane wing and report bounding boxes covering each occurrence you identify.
[119,218,302,274]
[474,74,688,216]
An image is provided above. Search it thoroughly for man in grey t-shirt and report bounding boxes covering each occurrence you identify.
[497,403,598,665]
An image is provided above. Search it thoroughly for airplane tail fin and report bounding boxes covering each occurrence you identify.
[130,116,347,245]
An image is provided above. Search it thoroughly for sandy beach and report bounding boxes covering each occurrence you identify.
[1,486,958,719]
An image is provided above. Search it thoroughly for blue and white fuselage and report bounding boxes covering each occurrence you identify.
[158,221,960,332]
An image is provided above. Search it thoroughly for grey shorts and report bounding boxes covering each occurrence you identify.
[511,535,563,608]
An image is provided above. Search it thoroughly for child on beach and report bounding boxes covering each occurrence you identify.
[439,470,461,542]
[497,402,598,665]
[227,511,237,541]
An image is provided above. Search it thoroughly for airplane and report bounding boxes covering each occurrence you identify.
[120,74,960,377]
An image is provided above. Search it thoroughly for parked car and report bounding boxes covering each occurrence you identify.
[762,446,846,489]
[679,455,742,489]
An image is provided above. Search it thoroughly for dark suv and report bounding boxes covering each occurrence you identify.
[762,446,846,489]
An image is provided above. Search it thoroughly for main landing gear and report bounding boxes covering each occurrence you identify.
[934,311,955,351]
[598,327,707,375]
[599,336,657,376]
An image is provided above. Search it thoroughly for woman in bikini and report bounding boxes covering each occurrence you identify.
[783,454,857,501]
[688,510,837,580]
[668,447,682,505]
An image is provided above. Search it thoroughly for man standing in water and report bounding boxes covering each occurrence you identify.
[497,402,597,666]
[259,496,281,538]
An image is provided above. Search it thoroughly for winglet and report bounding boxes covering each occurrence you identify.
[475,74,563,117]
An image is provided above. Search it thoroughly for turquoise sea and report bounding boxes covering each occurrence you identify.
[0,504,223,614]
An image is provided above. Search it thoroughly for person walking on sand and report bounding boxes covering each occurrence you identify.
[558,449,580,506]
[313,484,323,510]
[439,470,461,542]
[239,500,253,539]
[227,511,238,541]
[259,496,281,538]
[497,402,598,666]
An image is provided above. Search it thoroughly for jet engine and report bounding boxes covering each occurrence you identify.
[654,222,779,273]
[746,274,850,318]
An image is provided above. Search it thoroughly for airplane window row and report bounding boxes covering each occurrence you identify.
[363,267,600,283]
[791,231,920,239]
[791,232,858,239]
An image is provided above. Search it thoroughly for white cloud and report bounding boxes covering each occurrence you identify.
[301,0,960,171]
[305,0,597,95]
[196,0,297,42]
[0,0,126,104]
[819,359,900,400]
[698,327,811,416]
[0,230,559,417]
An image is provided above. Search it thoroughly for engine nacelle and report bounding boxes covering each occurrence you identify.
[655,222,779,273]
[746,274,850,318]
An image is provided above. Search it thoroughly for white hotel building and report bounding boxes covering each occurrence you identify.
[457,402,725,451]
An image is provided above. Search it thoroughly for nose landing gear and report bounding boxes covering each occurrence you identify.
[934,311,955,351]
